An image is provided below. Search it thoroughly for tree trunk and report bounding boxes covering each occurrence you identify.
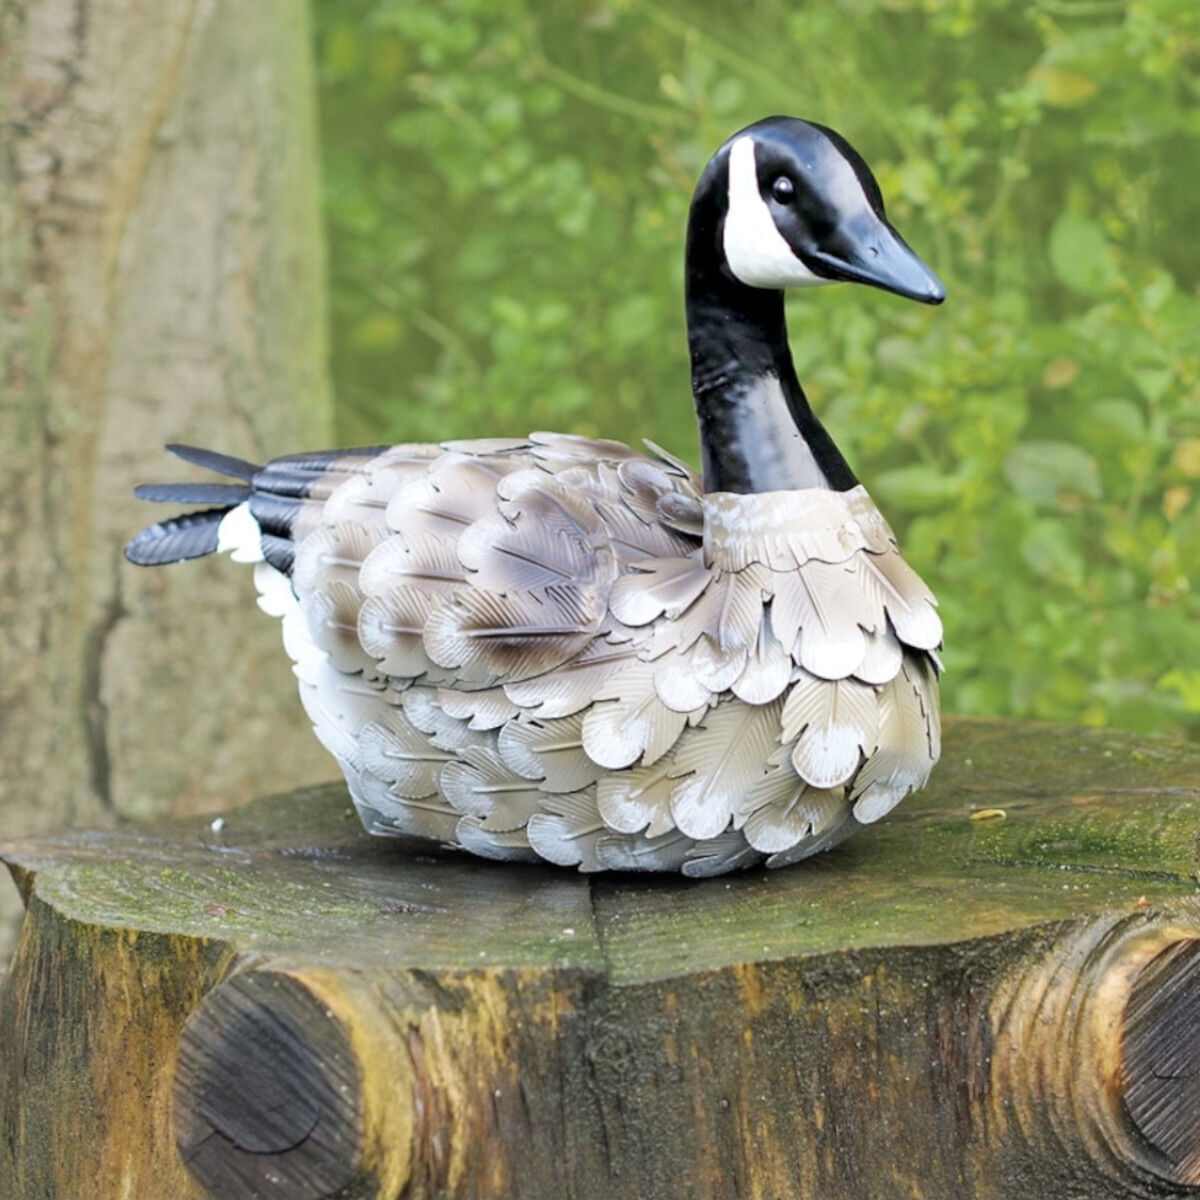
[3,718,1200,1199]
[0,0,334,958]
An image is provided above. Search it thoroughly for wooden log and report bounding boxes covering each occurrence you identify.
[2,717,1200,1199]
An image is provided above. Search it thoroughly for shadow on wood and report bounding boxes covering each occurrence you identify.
[2,717,1200,1199]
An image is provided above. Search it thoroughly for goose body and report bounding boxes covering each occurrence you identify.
[127,117,946,875]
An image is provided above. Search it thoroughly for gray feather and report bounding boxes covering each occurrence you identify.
[357,706,453,798]
[440,745,544,832]
[437,686,520,731]
[525,790,606,869]
[424,584,604,683]
[502,636,639,719]
[595,756,680,838]
[582,660,690,769]
[455,815,541,863]
[498,713,602,793]
[358,586,442,678]
[781,672,879,789]
[682,831,763,878]
[667,698,783,841]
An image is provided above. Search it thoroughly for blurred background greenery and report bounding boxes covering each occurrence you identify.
[314,0,1200,740]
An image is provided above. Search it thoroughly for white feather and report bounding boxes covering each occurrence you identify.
[217,502,264,563]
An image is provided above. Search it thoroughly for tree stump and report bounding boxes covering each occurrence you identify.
[2,717,1200,1200]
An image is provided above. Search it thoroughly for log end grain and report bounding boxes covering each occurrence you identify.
[174,972,363,1200]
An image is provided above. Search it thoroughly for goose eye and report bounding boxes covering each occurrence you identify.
[770,176,795,204]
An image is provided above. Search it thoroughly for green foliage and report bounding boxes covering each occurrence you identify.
[315,0,1200,739]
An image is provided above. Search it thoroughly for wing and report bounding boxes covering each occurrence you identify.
[269,433,940,872]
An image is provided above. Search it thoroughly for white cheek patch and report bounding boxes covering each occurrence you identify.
[723,136,830,290]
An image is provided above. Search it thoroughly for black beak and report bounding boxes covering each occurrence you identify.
[807,213,945,305]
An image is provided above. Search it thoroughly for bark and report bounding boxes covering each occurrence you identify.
[0,0,334,958]
[2,717,1200,1199]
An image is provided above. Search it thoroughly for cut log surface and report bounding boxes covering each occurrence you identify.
[2,717,1200,1200]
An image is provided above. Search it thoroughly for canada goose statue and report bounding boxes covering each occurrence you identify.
[127,117,945,876]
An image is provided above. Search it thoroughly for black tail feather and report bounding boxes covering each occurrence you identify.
[127,444,263,568]
[248,492,304,538]
[124,508,230,566]
[127,441,383,574]
[260,534,296,576]
[164,443,260,482]
[134,481,253,505]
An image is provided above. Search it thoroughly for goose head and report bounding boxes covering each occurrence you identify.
[694,116,944,304]
[686,117,944,495]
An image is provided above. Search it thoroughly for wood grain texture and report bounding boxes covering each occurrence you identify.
[0,0,334,959]
[2,718,1200,1199]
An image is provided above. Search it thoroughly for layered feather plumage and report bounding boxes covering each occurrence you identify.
[227,432,941,875]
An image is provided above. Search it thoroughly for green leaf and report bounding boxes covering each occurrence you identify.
[1004,441,1102,506]
[1048,212,1118,297]
[1089,399,1145,441]
[872,465,962,511]
[1022,520,1084,588]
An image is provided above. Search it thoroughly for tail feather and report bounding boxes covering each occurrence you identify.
[134,481,253,505]
[124,508,231,566]
[260,534,296,576]
[164,443,259,482]
[248,492,306,537]
[127,445,266,569]
[127,441,387,574]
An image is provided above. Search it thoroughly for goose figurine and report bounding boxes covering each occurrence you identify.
[127,117,945,877]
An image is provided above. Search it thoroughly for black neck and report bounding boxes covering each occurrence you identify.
[685,160,857,495]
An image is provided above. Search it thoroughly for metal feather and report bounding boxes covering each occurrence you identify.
[667,698,783,841]
[343,761,461,843]
[595,756,680,838]
[781,671,879,789]
[641,438,700,482]
[682,831,763,878]
[498,713,602,793]
[424,584,604,683]
[609,556,711,628]
[440,436,533,456]
[440,745,544,832]
[765,810,857,869]
[857,550,943,651]
[455,815,541,862]
[771,559,867,680]
[323,463,417,531]
[402,687,477,752]
[298,661,389,763]
[851,657,939,823]
[736,746,846,853]
[528,430,642,471]
[457,479,615,594]
[359,532,464,597]
[616,458,677,523]
[854,624,905,685]
[357,706,453,798]
[656,491,705,539]
[386,456,503,539]
[732,611,792,705]
[525,791,606,870]
[581,660,690,770]
[358,585,442,679]
[437,686,520,731]
[302,578,376,675]
[502,635,639,719]
[292,522,380,594]
[594,829,693,873]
